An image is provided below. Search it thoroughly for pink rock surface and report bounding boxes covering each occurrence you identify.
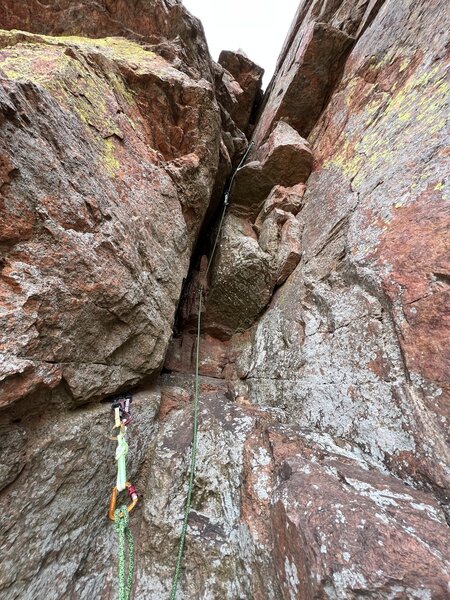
[218,49,264,133]
[0,0,449,598]
[252,21,354,146]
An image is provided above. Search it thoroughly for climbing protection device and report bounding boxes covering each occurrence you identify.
[107,393,138,600]
[169,143,254,600]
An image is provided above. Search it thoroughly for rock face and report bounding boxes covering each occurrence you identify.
[241,0,450,503]
[161,0,450,596]
[1,0,450,599]
[0,0,214,80]
[252,21,353,146]
[252,0,386,146]
[138,385,450,598]
[0,29,222,407]
[0,388,160,599]
[218,50,264,133]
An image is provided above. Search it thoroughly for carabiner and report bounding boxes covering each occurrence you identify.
[108,481,139,521]
[110,422,126,441]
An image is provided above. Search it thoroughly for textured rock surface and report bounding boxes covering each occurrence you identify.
[230,121,313,218]
[0,0,214,80]
[138,382,450,598]
[176,0,450,499]
[202,214,275,336]
[0,30,223,406]
[1,0,450,598]
[0,4,254,598]
[0,387,160,599]
[218,50,264,133]
[252,21,354,146]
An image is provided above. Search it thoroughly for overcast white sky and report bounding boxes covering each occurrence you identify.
[183,0,299,87]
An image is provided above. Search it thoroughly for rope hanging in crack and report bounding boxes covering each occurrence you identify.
[169,142,254,600]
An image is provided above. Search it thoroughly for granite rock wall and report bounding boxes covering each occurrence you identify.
[0,0,449,598]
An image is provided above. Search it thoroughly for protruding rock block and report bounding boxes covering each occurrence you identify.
[230,121,313,218]
[258,209,303,285]
[257,208,287,252]
[252,21,354,146]
[254,183,306,232]
[275,215,303,284]
[203,214,275,337]
[202,207,303,337]
[218,49,264,133]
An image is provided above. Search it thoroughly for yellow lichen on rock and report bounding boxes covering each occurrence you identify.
[0,33,151,177]
[322,57,449,189]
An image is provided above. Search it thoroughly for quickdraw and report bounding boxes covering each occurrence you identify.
[106,392,138,600]
[111,392,133,425]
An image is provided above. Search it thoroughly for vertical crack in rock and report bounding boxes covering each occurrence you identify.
[161,0,450,596]
[1,0,449,598]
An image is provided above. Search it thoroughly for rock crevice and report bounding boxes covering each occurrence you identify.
[0,0,449,598]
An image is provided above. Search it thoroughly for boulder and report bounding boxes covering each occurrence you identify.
[218,49,264,133]
[202,214,275,337]
[230,121,313,218]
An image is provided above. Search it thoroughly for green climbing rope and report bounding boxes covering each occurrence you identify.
[114,506,135,600]
[169,142,254,599]
[169,288,202,600]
